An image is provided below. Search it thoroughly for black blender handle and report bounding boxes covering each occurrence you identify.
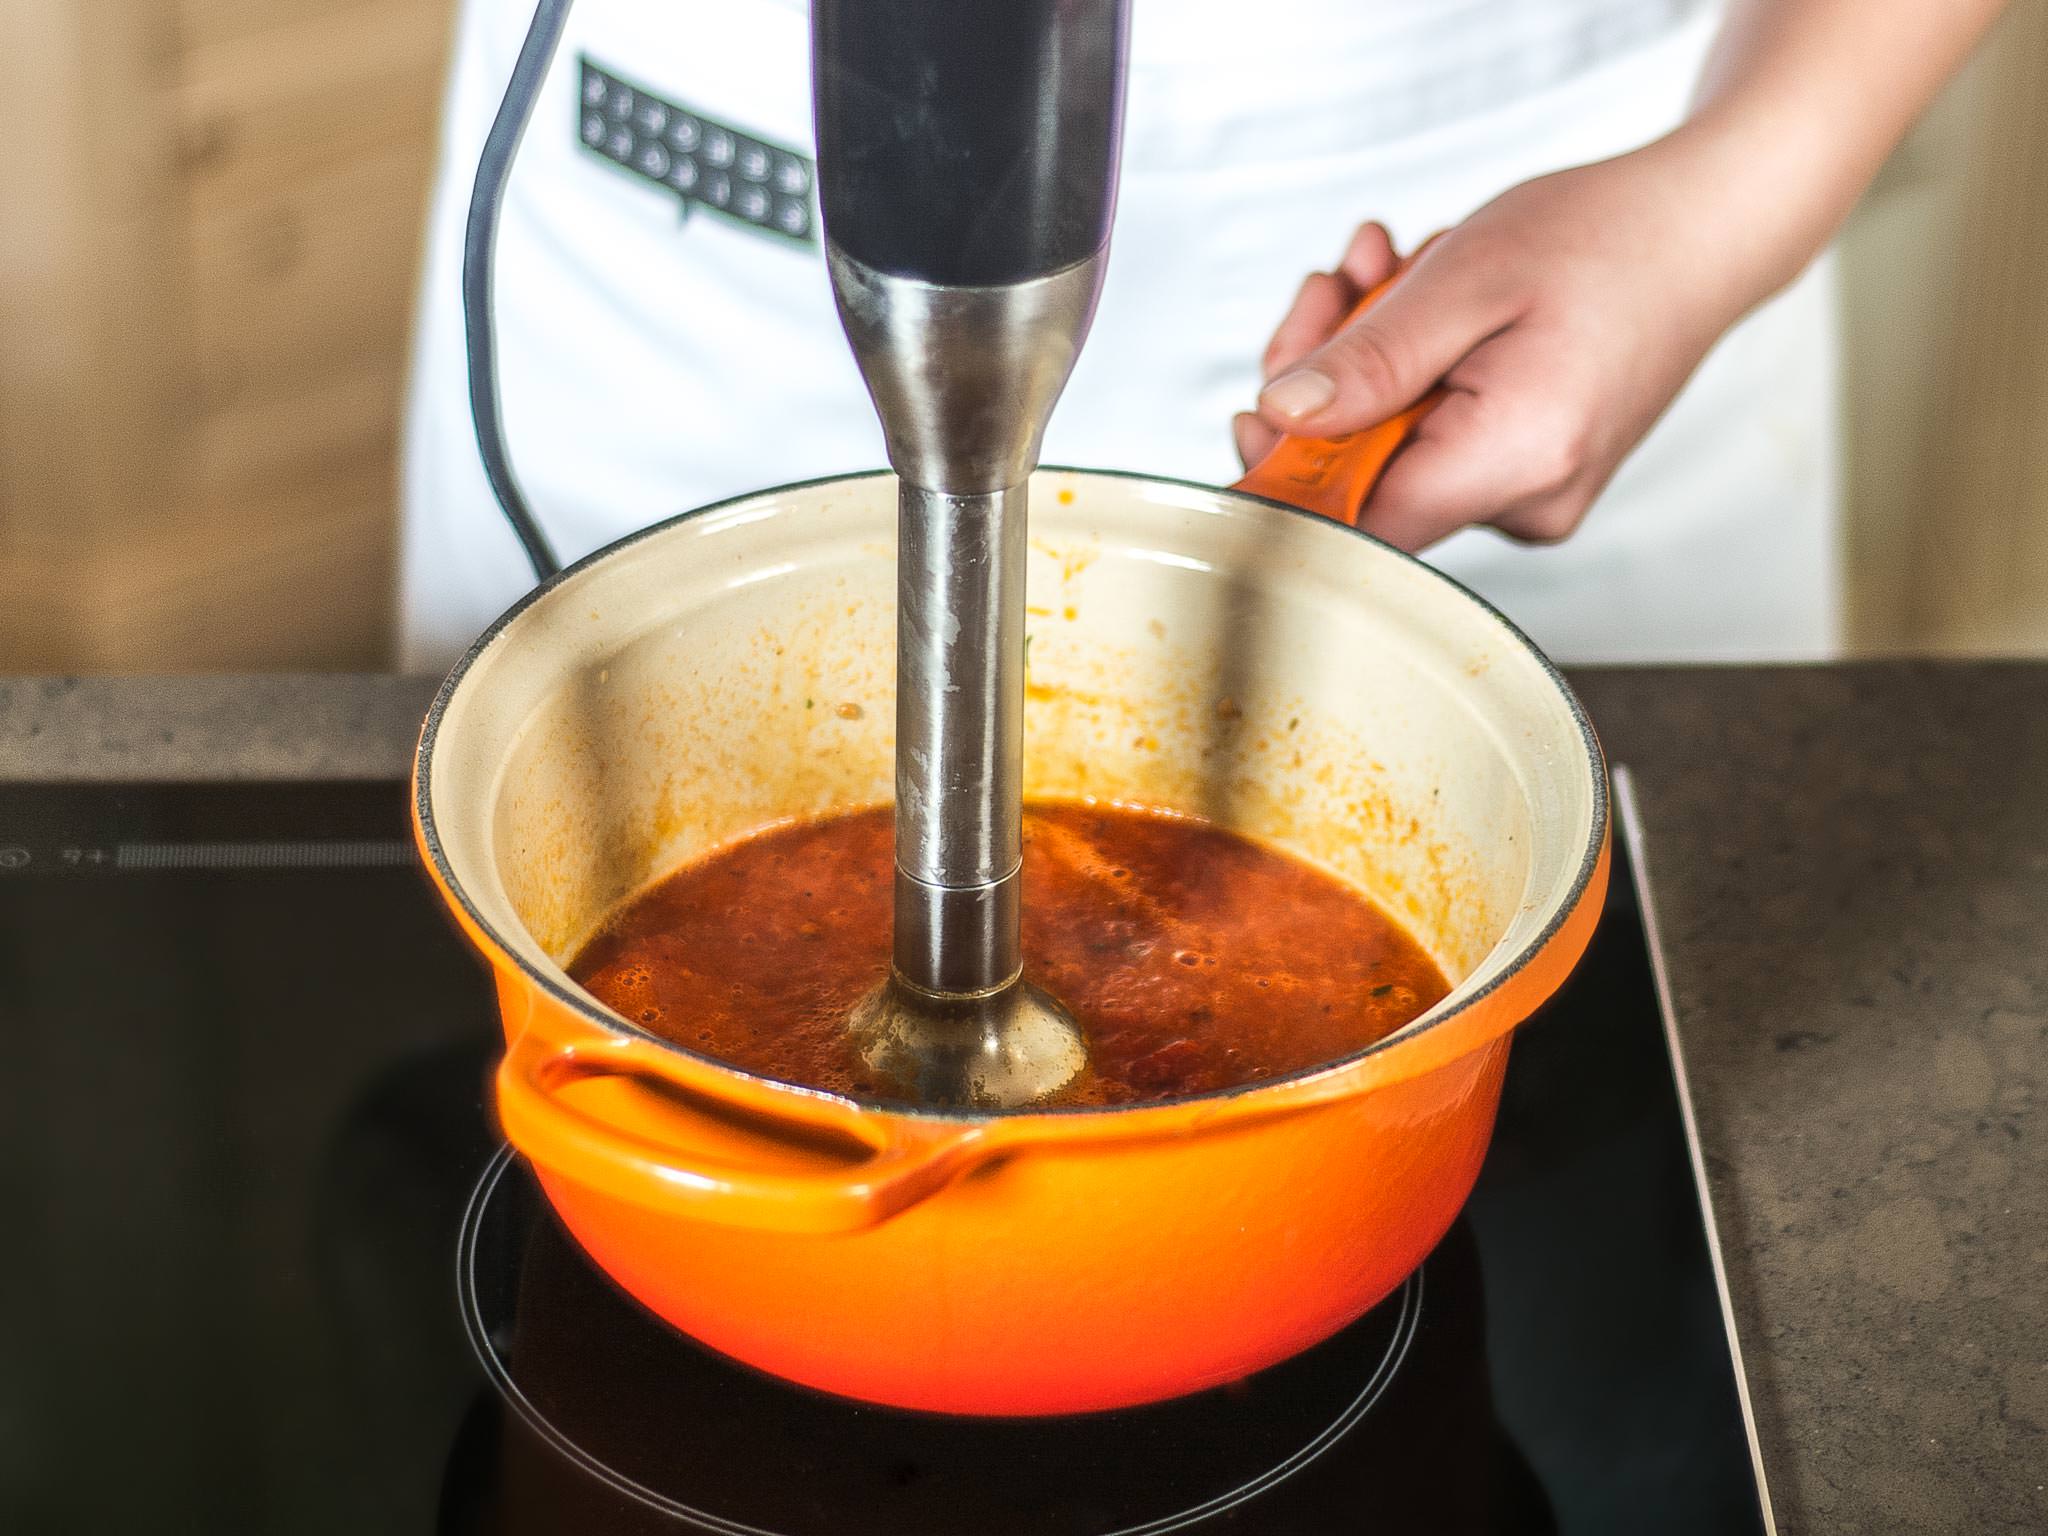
[813,0,1131,286]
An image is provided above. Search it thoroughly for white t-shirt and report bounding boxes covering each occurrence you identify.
[400,0,1840,669]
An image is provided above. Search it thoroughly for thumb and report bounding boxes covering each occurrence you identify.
[1255,237,1515,440]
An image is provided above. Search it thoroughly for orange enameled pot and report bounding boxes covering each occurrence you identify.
[414,463,1607,1417]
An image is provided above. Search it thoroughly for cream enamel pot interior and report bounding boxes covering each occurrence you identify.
[414,467,1609,1416]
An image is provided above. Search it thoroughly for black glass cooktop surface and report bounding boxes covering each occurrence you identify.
[0,774,1770,1533]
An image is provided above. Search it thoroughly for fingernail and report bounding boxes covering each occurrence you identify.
[1259,368,1336,421]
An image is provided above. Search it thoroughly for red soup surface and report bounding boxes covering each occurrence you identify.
[570,801,1451,1108]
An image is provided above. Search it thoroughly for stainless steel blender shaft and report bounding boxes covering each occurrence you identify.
[814,0,1128,1104]
[891,482,1027,996]
[827,249,1106,998]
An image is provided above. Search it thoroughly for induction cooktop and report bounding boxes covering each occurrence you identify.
[0,769,1770,1533]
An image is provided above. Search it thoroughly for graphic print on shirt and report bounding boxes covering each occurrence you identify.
[577,58,816,244]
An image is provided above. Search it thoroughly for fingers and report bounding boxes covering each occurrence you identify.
[1258,234,1519,441]
[1233,411,1280,471]
[1350,392,1514,551]
[1262,271,1355,382]
[1260,222,1400,382]
[1337,221,1399,292]
[1357,332,1600,551]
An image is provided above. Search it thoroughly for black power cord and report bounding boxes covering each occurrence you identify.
[462,0,575,582]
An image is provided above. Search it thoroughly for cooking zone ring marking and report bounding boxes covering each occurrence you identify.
[456,1144,1424,1534]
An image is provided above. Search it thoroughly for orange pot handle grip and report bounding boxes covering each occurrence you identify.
[1232,238,1443,527]
[496,1030,996,1234]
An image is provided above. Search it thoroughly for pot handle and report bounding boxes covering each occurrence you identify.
[496,1030,996,1235]
[1231,239,1442,527]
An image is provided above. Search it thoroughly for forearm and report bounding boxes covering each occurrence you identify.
[1656,0,2010,309]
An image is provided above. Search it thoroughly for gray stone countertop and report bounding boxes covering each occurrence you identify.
[3,664,2043,1532]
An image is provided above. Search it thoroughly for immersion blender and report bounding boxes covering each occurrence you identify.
[815,0,1132,1107]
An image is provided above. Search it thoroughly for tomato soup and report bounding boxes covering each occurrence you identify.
[571,802,1449,1108]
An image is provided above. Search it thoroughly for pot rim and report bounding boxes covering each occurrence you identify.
[414,465,1610,1125]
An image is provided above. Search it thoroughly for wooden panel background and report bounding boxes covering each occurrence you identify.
[0,0,451,670]
[1838,0,2048,655]
[0,0,2043,670]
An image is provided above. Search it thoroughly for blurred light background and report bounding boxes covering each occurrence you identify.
[0,0,2042,671]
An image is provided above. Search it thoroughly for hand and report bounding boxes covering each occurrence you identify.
[1233,146,1756,552]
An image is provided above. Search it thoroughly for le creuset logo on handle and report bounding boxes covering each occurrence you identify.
[578,59,815,245]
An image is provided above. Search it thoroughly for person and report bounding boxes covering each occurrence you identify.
[398,0,2008,670]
